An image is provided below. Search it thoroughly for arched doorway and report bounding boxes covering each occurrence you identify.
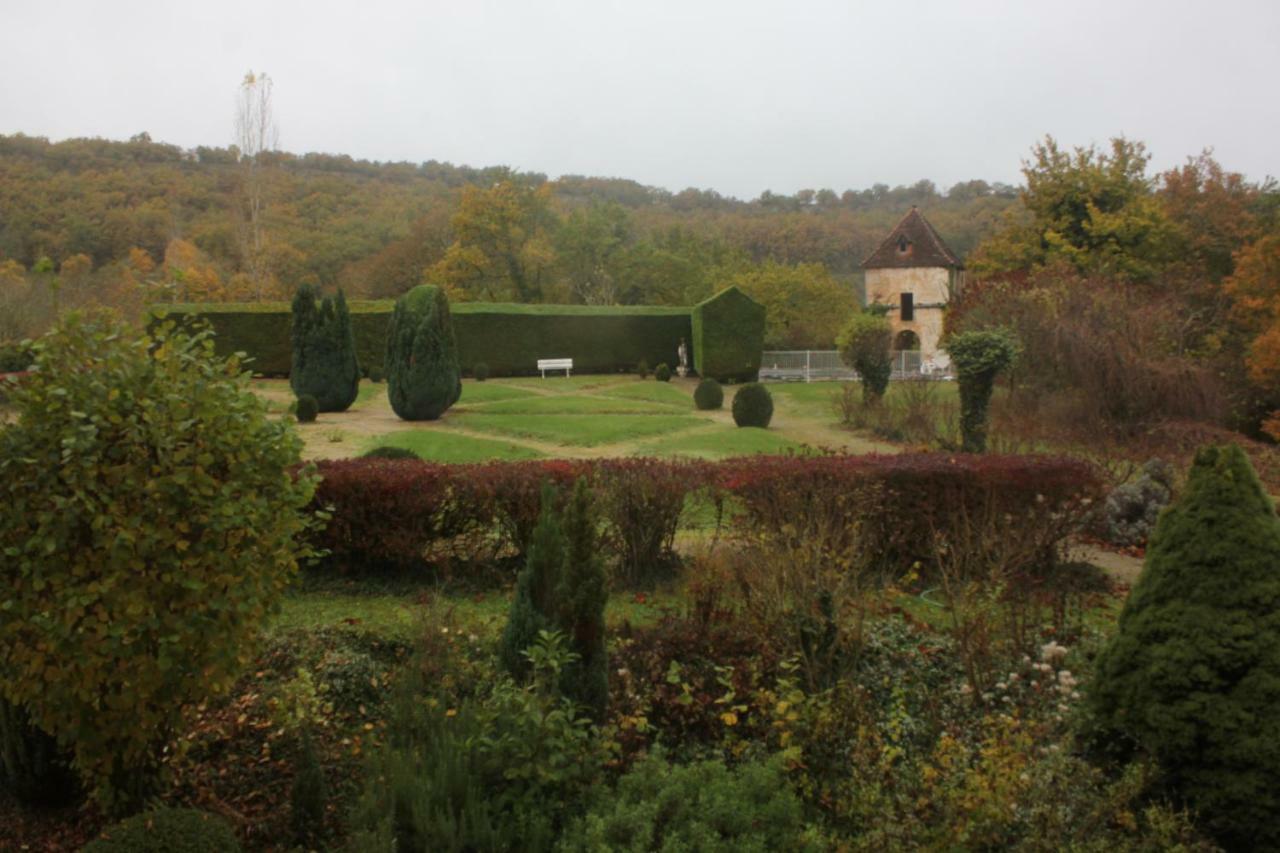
[893,329,921,375]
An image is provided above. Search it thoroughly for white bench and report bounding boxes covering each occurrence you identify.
[537,357,573,378]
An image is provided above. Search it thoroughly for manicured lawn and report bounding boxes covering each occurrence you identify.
[450,412,706,447]
[599,380,694,407]
[460,394,681,415]
[634,425,810,459]
[349,381,385,408]
[364,429,545,462]
[495,374,636,391]
[456,381,540,404]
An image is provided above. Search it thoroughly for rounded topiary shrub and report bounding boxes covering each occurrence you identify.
[361,445,420,460]
[366,366,384,383]
[636,359,650,379]
[295,394,319,423]
[385,284,461,421]
[84,807,241,852]
[654,363,672,382]
[1088,444,1280,850]
[836,311,893,404]
[732,382,773,428]
[473,362,490,382]
[693,378,723,410]
[0,313,318,812]
[944,328,1020,453]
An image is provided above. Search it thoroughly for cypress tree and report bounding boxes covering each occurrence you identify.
[499,484,564,682]
[556,478,609,719]
[385,285,461,421]
[1089,444,1280,851]
[290,285,360,412]
[944,329,1019,453]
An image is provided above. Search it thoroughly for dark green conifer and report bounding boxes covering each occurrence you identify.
[290,285,360,412]
[499,484,564,681]
[1089,444,1280,851]
[385,285,461,421]
[556,478,609,719]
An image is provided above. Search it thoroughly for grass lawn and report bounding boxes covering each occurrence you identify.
[450,412,706,447]
[494,374,636,391]
[459,394,682,416]
[599,380,694,406]
[456,381,541,404]
[634,425,810,459]
[364,429,545,462]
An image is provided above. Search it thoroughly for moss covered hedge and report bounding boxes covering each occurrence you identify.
[149,288,765,380]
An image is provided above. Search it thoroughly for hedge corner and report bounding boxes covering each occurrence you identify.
[692,286,765,383]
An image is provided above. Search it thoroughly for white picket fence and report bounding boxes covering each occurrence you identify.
[759,350,946,382]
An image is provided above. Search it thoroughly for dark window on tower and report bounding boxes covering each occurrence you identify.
[900,292,914,322]
[897,235,910,254]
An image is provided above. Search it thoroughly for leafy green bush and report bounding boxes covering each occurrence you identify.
[83,807,241,852]
[0,313,319,812]
[636,358,650,378]
[386,284,462,421]
[289,285,360,412]
[694,378,724,410]
[0,340,33,372]
[474,361,490,381]
[1089,444,1280,850]
[944,329,1020,453]
[732,382,774,428]
[836,311,893,404]
[654,363,672,382]
[560,753,813,853]
[295,393,319,423]
[361,445,421,460]
[1,697,79,806]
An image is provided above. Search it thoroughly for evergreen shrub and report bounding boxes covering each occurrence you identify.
[732,382,774,428]
[0,313,318,812]
[361,445,421,460]
[945,329,1020,453]
[289,285,360,412]
[1100,459,1176,546]
[385,285,461,421]
[290,731,328,847]
[84,808,241,853]
[0,341,33,372]
[636,358,650,378]
[694,377,724,410]
[295,394,319,423]
[1089,444,1280,850]
[691,287,766,382]
[655,362,672,382]
[561,753,813,853]
[474,361,490,381]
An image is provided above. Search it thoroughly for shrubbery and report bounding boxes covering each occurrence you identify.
[1089,444,1280,850]
[474,361,490,381]
[694,377,723,410]
[386,284,461,421]
[295,393,319,423]
[289,285,360,412]
[1100,459,1175,546]
[946,328,1020,452]
[636,358,650,378]
[83,807,241,852]
[361,445,421,460]
[654,362,672,382]
[561,753,814,852]
[0,340,33,372]
[0,313,318,812]
[732,382,773,427]
[0,698,79,805]
[836,311,893,403]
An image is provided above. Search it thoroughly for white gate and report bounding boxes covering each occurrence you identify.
[759,350,941,382]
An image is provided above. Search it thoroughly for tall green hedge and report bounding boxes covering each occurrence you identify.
[691,287,765,382]
[150,301,700,378]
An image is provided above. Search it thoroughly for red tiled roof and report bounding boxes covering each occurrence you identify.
[861,207,962,270]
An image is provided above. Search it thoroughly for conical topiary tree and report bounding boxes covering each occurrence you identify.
[500,483,564,682]
[385,285,461,421]
[290,285,360,412]
[1088,444,1280,851]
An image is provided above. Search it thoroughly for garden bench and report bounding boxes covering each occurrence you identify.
[537,357,573,378]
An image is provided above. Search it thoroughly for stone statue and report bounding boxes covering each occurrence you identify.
[676,338,689,377]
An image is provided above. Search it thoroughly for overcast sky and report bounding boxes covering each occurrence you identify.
[3,0,1277,199]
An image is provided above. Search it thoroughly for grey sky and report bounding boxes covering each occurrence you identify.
[3,0,1278,199]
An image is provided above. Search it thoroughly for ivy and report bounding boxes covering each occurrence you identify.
[945,329,1020,452]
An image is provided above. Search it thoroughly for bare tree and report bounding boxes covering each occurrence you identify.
[234,71,278,300]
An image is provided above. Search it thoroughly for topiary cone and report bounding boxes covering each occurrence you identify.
[385,285,461,421]
[1088,444,1280,850]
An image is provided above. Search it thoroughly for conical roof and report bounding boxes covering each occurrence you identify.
[861,207,962,270]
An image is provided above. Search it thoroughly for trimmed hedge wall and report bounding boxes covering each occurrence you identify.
[692,287,765,382]
[149,289,765,379]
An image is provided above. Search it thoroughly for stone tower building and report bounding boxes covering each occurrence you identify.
[861,207,964,372]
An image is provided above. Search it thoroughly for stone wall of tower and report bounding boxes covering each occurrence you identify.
[864,266,952,369]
